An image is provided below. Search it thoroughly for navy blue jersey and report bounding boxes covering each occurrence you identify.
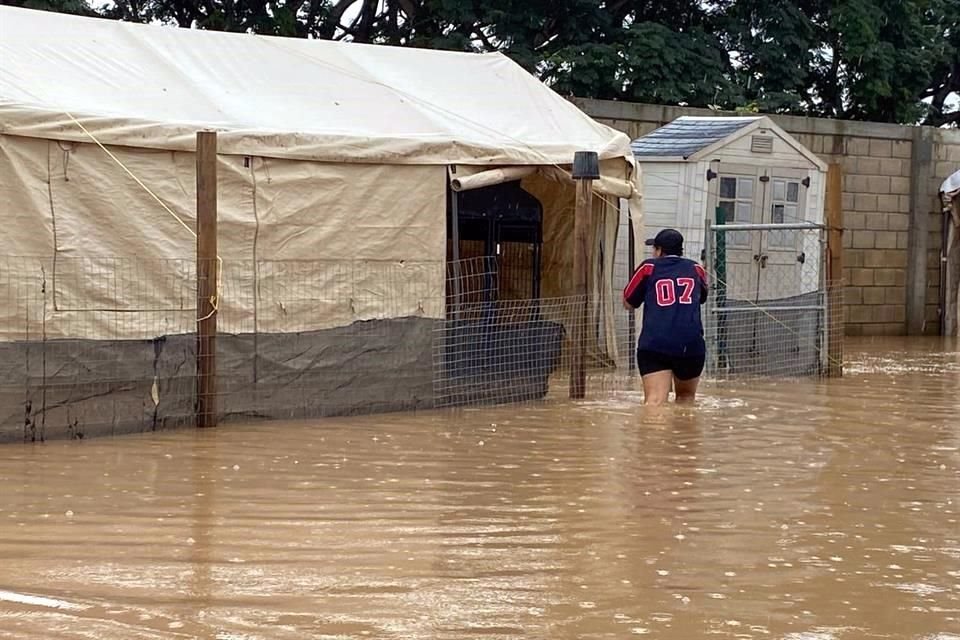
[623,256,708,357]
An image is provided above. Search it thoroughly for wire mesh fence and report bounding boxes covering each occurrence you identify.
[0,256,199,442]
[1,241,844,441]
[444,249,541,305]
[1,256,448,441]
[214,258,444,423]
[431,294,635,408]
[703,223,842,378]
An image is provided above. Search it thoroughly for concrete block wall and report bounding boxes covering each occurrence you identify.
[823,133,913,335]
[575,99,960,336]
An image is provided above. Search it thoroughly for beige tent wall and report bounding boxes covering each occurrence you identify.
[0,134,447,342]
[2,129,638,355]
[247,157,446,333]
[0,135,60,341]
[523,173,575,299]
[521,159,636,299]
[0,136,55,256]
[519,159,634,363]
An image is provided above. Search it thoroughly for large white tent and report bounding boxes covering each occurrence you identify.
[0,5,640,341]
[0,6,642,437]
[0,7,633,165]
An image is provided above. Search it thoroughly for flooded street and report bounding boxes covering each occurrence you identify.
[1,338,958,640]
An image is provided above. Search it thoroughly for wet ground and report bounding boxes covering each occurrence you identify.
[0,337,958,639]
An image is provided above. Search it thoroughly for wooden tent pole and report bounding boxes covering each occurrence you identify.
[826,163,844,377]
[570,151,599,399]
[196,131,219,428]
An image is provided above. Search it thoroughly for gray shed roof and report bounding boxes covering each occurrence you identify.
[631,116,762,159]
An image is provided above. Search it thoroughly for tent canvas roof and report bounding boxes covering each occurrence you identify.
[0,6,632,167]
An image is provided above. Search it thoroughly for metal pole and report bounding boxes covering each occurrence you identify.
[627,210,636,375]
[704,216,714,374]
[713,207,728,372]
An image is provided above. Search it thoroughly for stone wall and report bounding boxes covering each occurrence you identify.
[575,99,960,336]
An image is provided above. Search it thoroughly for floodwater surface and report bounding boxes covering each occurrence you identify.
[0,338,958,639]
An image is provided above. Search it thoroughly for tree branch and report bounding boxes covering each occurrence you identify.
[474,25,498,51]
[924,108,960,127]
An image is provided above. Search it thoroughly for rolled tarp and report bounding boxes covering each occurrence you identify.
[453,164,639,200]
[450,166,537,191]
[537,166,638,200]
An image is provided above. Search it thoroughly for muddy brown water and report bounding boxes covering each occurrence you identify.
[0,337,958,639]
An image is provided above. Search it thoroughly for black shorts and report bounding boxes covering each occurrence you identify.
[636,349,705,381]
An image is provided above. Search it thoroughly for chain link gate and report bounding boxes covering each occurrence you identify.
[704,218,834,378]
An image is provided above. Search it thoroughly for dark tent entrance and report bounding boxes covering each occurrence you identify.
[438,179,564,406]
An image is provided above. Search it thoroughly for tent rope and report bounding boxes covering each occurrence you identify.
[62,110,222,322]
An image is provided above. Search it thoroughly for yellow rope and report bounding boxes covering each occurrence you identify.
[62,111,222,322]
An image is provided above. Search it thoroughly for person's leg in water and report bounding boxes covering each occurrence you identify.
[672,353,705,405]
[642,370,673,405]
[637,350,673,405]
[673,376,700,404]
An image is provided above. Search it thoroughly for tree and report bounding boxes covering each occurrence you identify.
[539,2,740,108]
[824,0,949,123]
[722,0,958,125]
[720,0,822,113]
[922,0,960,126]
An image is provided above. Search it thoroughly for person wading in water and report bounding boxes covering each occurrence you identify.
[622,229,708,405]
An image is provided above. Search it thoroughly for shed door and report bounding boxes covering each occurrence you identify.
[714,163,764,302]
[758,169,809,301]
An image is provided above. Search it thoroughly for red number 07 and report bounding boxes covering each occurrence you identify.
[655,278,696,306]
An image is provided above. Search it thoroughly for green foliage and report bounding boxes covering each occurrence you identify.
[2,0,957,125]
[1,0,94,15]
[826,0,947,123]
[725,0,957,124]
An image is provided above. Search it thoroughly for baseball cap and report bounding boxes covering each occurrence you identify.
[645,228,684,256]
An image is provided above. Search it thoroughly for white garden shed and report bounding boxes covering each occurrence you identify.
[631,116,828,302]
